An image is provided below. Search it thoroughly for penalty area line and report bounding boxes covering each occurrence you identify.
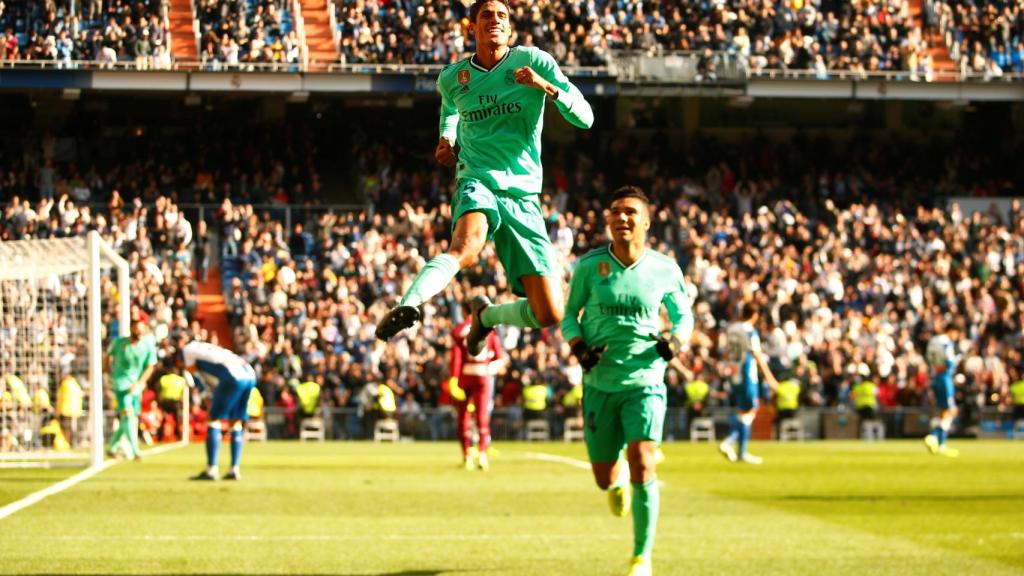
[0,441,187,522]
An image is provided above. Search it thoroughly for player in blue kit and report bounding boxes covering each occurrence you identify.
[925,319,960,457]
[719,305,778,465]
[180,341,258,481]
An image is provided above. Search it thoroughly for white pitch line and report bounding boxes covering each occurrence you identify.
[523,451,592,470]
[0,441,187,521]
[524,451,668,488]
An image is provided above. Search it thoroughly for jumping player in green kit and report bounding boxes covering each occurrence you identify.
[375,0,594,356]
[562,186,694,576]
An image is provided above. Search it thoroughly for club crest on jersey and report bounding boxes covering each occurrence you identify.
[458,70,471,87]
[505,70,516,85]
[598,262,611,277]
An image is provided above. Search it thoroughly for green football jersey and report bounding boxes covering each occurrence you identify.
[437,46,593,197]
[107,335,156,393]
[562,245,694,393]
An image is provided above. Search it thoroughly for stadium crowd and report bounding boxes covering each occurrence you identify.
[0,0,172,68]
[1,0,1018,78]
[332,0,1023,77]
[196,0,302,67]
[2,125,1023,439]
[927,0,1024,77]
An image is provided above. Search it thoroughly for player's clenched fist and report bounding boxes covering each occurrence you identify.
[571,340,607,372]
[435,138,457,167]
[514,66,557,98]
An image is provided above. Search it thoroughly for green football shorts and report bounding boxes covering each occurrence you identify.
[113,389,137,415]
[451,178,558,296]
[583,384,666,463]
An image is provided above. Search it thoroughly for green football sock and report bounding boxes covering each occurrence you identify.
[126,414,141,457]
[399,254,460,308]
[107,416,126,453]
[632,478,659,559]
[480,298,541,329]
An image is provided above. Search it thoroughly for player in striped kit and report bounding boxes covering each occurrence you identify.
[449,299,506,471]
[180,341,257,481]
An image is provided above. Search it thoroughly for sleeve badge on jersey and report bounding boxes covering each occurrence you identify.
[598,262,611,277]
[458,70,471,86]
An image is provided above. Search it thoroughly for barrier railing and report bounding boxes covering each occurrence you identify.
[1,52,1021,84]
[244,404,1019,442]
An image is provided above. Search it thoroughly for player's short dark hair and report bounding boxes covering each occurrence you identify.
[610,185,650,212]
[469,0,511,22]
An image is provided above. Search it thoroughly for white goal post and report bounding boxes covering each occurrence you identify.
[0,231,129,468]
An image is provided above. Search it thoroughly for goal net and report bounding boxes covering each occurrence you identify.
[0,231,129,468]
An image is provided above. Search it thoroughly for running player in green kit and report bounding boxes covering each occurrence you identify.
[375,0,594,356]
[562,186,694,576]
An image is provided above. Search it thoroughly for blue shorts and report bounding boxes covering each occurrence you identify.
[932,381,955,410]
[733,380,760,412]
[210,374,257,422]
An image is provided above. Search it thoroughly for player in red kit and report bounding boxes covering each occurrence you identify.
[449,299,506,471]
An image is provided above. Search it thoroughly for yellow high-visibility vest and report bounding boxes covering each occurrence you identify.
[852,380,878,410]
[776,379,801,411]
[57,376,84,418]
[1010,380,1024,406]
[159,373,187,402]
[295,381,321,415]
[376,384,396,413]
[522,384,547,411]
[247,387,264,419]
[562,385,582,408]
[34,387,52,412]
[685,380,709,407]
[5,375,30,407]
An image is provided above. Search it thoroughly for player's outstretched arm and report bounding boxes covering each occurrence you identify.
[519,49,594,129]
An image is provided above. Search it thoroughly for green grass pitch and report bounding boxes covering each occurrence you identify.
[1,440,1023,575]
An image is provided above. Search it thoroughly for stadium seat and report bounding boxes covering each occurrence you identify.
[563,419,584,442]
[299,417,325,442]
[373,419,400,442]
[246,420,267,442]
[525,419,550,441]
[689,417,715,442]
[861,420,886,441]
[779,419,804,442]
[1013,420,1024,440]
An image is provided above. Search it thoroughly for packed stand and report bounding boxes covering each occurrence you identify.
[196,0,301,67]
[925,0,1024,78]
[3,124,1023,440]
[331,0,943,78]
[212,126,1024,439]
[0,0,171,68]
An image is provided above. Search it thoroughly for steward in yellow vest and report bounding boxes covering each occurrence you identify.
[295,380,321,417]
[685,379,710,420]
[522,383,547,422]
[1009,379,1024,421]
[852,379,879,421]
[247,387,265,419]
